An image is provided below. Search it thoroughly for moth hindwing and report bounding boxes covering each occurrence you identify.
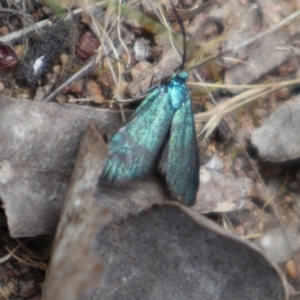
[102,72,199,205]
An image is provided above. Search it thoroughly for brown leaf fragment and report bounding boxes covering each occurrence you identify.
[0,96,124,237]
[84,203,287,300]
[42,123,111,300]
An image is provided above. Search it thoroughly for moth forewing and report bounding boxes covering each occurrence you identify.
[102,87,176,182]
[159,85,199,206]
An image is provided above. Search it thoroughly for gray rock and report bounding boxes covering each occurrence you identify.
[251,97,300,162]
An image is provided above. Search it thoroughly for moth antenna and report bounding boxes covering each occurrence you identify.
[169,0,186,70]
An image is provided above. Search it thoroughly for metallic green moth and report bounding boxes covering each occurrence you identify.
[101,72,199,205]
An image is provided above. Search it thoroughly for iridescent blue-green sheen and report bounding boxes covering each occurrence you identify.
[101,72,199,205]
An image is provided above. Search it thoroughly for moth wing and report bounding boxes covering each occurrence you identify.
[159,94,199,205]
[102,89,175,182]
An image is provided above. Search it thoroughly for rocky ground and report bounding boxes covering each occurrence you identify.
[1,0,300,299]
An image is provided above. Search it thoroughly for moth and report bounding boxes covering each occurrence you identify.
[101,71,199,206]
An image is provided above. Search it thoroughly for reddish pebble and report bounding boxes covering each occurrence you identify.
[278,57,298,76]
[69,79,85,94]
[76,31,100,60]
[198,65,214,81]
[0,41,19,69]
[274,87,290,100]
[63,79,85,95]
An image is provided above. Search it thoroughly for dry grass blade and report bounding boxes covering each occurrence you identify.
[117,0,131,66]
[0,233,50,270]
[196,77,300,138]
[0,19,50,44]
[44,58,96,102]
[186,8,300,75]
[200,112,223,139]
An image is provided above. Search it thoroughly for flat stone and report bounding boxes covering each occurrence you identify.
[251,97,300,162]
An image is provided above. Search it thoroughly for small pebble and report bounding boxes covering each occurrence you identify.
[195,121,203,133]
[13,45,23,60]
[133,38,150,61]
[131,61,151,79]
[236,170,247,177]
[16,88,31,99]
[278,56,298,76]
[56,94,67,104]
[76,31,100,60]
[250,182,268,202]
[235,225,245,236]
[60,54,69,66]
[0,26,9,35]
[246,170,256,180]
[86,79,105,103]
[259,228,298,263]
[198,139,208,149]
[33,86,45,102]
[80,12,91,25]
[53,65,61,75]
[288,181,299,191]
[254,108,267,118]
[19,280,36,298]
[204,100,214,111]
[69,79,85,95]
[233,158,243,172]
[204,144,216,157]
[222,156,233,171]
[286,260,299,279]
[257,221,265,233]
[0,284,11,298]
[18,264,30,275]
[206,154,223,170]
[284,196,294,204]
[274,87,290,100]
